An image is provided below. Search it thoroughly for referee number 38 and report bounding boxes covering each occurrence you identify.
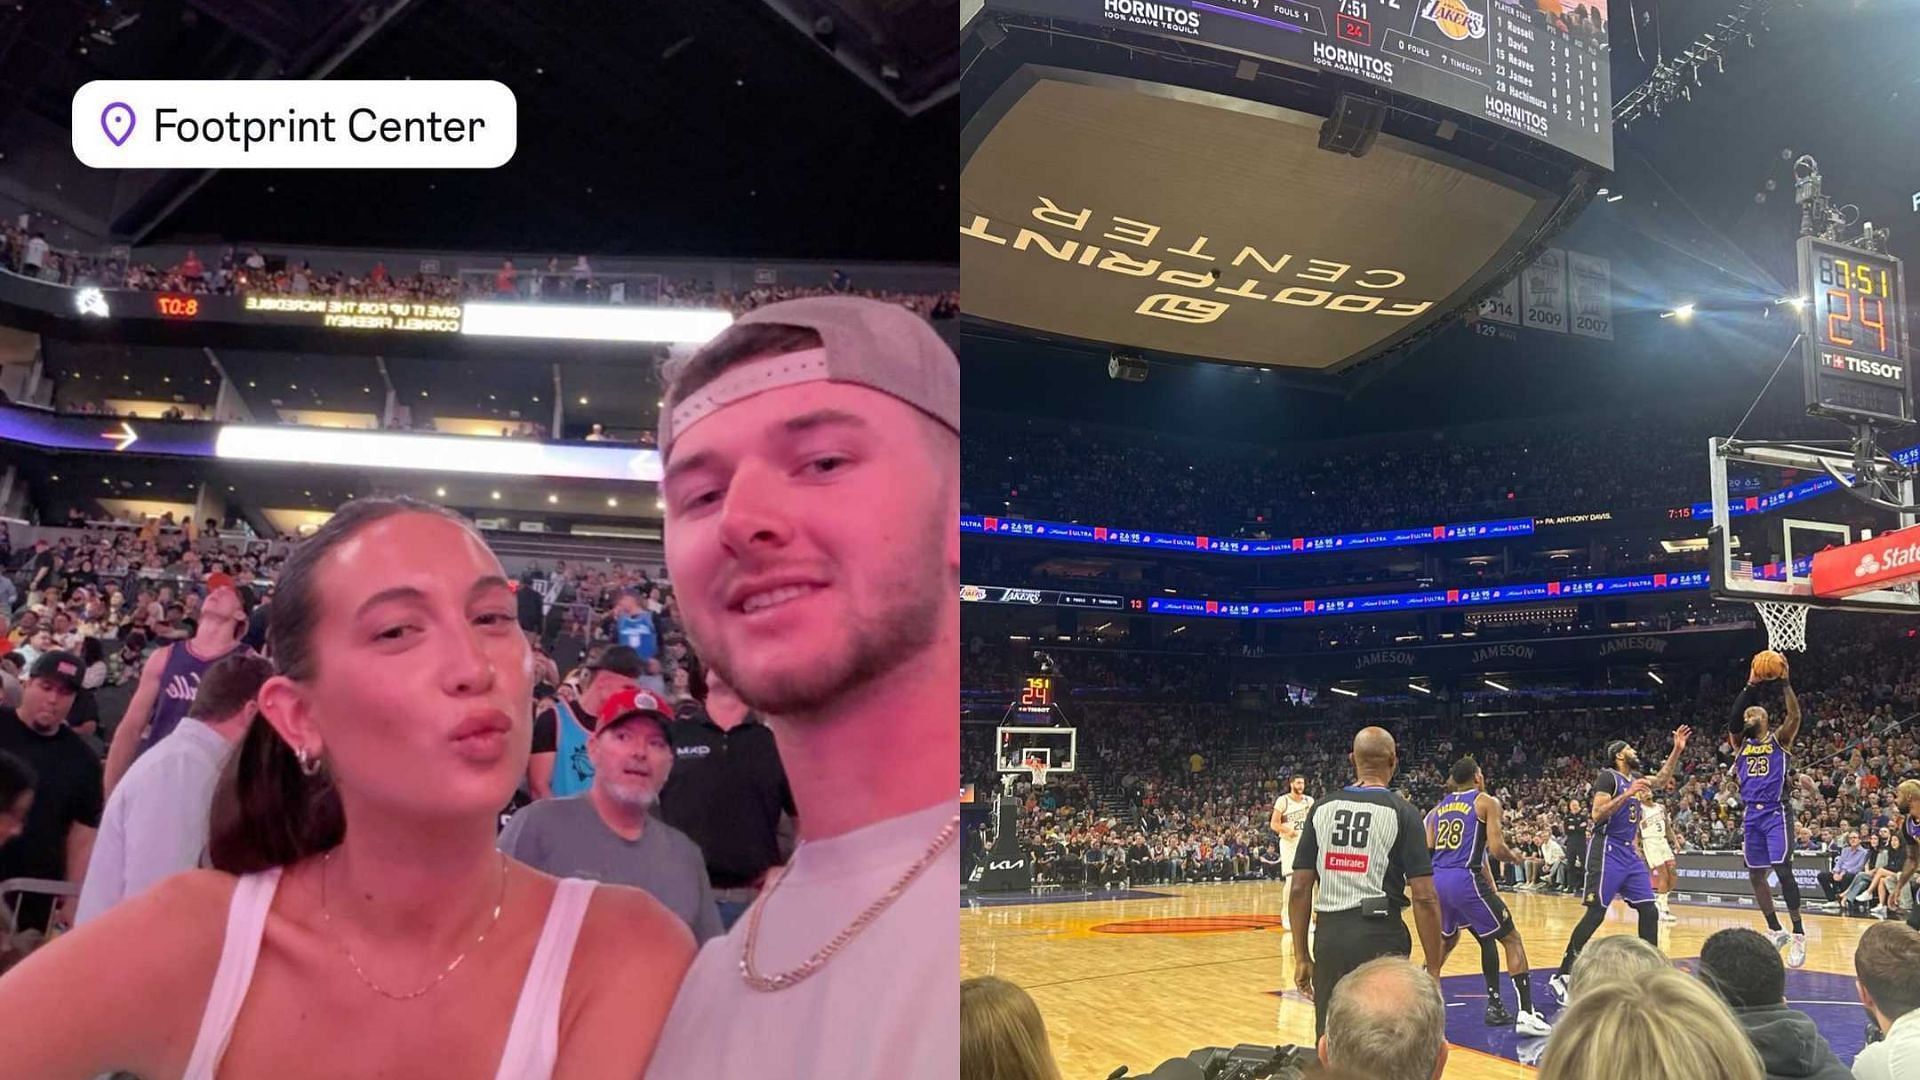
[1329,809,1372,847]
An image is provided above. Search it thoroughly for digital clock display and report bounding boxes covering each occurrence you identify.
[155,294,201,319]
[1799,237,1911,425]
[1019,675,1054,712]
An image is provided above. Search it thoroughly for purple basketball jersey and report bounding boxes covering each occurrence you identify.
[1426,790,1484,871]
[1736,738,1789,807]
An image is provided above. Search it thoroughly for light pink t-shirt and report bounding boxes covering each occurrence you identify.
[646,799,959,1078]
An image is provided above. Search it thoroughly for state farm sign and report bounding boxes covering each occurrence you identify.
[1809,523,1920,598]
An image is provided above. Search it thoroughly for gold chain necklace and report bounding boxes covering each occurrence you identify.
[740,813,959,992]
[320,849,509,1001]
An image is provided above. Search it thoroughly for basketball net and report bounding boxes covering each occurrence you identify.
[1753,600,1809,653]
[1026,763,1050,788]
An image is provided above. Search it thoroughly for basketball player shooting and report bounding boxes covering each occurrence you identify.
[1426,757,1551,1035]
[1549,724,1691,1004]
[1270,777,1313,932]
[1731,649,1808,967]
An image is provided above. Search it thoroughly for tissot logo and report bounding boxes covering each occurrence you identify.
[1101,0,1201,33]
[1000,589,1045,604]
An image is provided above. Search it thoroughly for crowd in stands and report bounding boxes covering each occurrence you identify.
[1,221,957,321]
[0,511,792,965]
[964,409,1840,540]
[967,617,1920,911]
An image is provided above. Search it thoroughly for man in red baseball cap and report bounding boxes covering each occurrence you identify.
[498,685,721,943]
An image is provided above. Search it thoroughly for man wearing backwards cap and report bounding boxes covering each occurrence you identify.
[499,686,721,944]
[528,643,642,799]
[646,296,960,1077]
[0,651,103,933]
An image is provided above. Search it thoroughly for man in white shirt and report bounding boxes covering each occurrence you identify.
[1270,776,1313,930]
[22,232,48,278]
[647,297,958,1077]
[74,653,270,925]
[1852,921,1920,1080]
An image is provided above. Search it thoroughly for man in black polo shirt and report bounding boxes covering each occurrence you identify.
[0,651,102,933]
[659,668,795,929]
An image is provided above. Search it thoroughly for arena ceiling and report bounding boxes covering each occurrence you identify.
[960,1,1920,442]
[0,0,955,260]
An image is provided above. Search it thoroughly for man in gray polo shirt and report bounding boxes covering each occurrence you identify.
[498,685,721,944]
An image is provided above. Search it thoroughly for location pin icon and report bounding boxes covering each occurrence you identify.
[101,102,135,147]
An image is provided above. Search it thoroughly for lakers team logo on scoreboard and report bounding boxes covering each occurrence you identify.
[1420,0,1486,41]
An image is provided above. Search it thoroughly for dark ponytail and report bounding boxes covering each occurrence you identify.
[207,496,475,873]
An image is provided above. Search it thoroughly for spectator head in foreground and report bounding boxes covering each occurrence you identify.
[1569,932,1667,995]
[1698,928,1786,1009]
[1318,956,1447,1080]
[960,976,1064,1080]
[1697,928,1852,1080]
[1540,968,1763,1080]
[1853,921,1920,1079]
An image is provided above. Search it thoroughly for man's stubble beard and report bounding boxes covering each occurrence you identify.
[688,510,947,719]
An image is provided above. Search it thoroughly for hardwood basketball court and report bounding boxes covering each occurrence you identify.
[961,882,1879,1078]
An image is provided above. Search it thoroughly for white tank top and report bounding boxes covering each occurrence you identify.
[182,867,597,1080]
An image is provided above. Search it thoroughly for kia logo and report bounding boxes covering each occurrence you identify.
[988,859,1026,871]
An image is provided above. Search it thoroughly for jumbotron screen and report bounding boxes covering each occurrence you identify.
[961,75,1558,370]
[986,0,1613,169]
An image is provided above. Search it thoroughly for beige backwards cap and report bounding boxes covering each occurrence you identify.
[658,296,959,460]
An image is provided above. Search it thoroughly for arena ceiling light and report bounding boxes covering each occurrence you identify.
[214,426,664,483]
[1328,686,1358,698]
[1408,681,1432,695]
[1661,303,1696,320]
[1648,671,1666,685]
[1484,679,1512,692]
[458,302,733,344]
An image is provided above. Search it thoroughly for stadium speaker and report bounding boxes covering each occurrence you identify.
[1108,353,1148,382]
[1318,93,1386,158]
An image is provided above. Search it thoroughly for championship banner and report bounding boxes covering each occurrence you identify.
[1809,522,1920,598]
[1478,277,1520,326]
[1520,248,1568,333]
[1567,251,1613,340]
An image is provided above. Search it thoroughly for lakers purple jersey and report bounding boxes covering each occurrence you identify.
[1737,738,1789,807]
[1907,814,1920,846]
[1593,769,1641,854]
[1427,790,1485,871]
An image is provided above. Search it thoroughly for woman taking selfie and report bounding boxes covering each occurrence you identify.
[0,498,693,1078]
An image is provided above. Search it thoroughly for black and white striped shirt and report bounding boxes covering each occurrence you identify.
[1292,785,1432,913]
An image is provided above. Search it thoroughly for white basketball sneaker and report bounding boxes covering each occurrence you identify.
[1549,973,1570,1005]
[1788,933,1807,969]
[1515,1009,1553,1037]
[1765,928,1792,951]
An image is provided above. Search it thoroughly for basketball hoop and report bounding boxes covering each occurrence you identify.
[1753,599,1810,653]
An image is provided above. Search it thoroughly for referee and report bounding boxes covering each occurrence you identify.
[1290,726,1444,1037]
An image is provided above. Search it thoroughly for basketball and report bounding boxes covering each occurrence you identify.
[1751,650,1790,682]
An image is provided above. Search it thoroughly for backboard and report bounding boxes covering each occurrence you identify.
[996,725,1077,776]
[1707,435,1920,617]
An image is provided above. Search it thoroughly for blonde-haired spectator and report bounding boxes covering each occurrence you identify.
[961,976,1064,1080]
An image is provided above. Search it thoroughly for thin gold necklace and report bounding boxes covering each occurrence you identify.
[740,814,959,992]
[320,849,509,1001]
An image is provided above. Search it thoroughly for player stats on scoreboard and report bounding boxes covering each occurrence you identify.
[982,0,1612,168]
[1798,236,1912,426]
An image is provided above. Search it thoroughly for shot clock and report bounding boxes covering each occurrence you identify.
[1798,236,1912,425]
[1018,675,1055,714]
